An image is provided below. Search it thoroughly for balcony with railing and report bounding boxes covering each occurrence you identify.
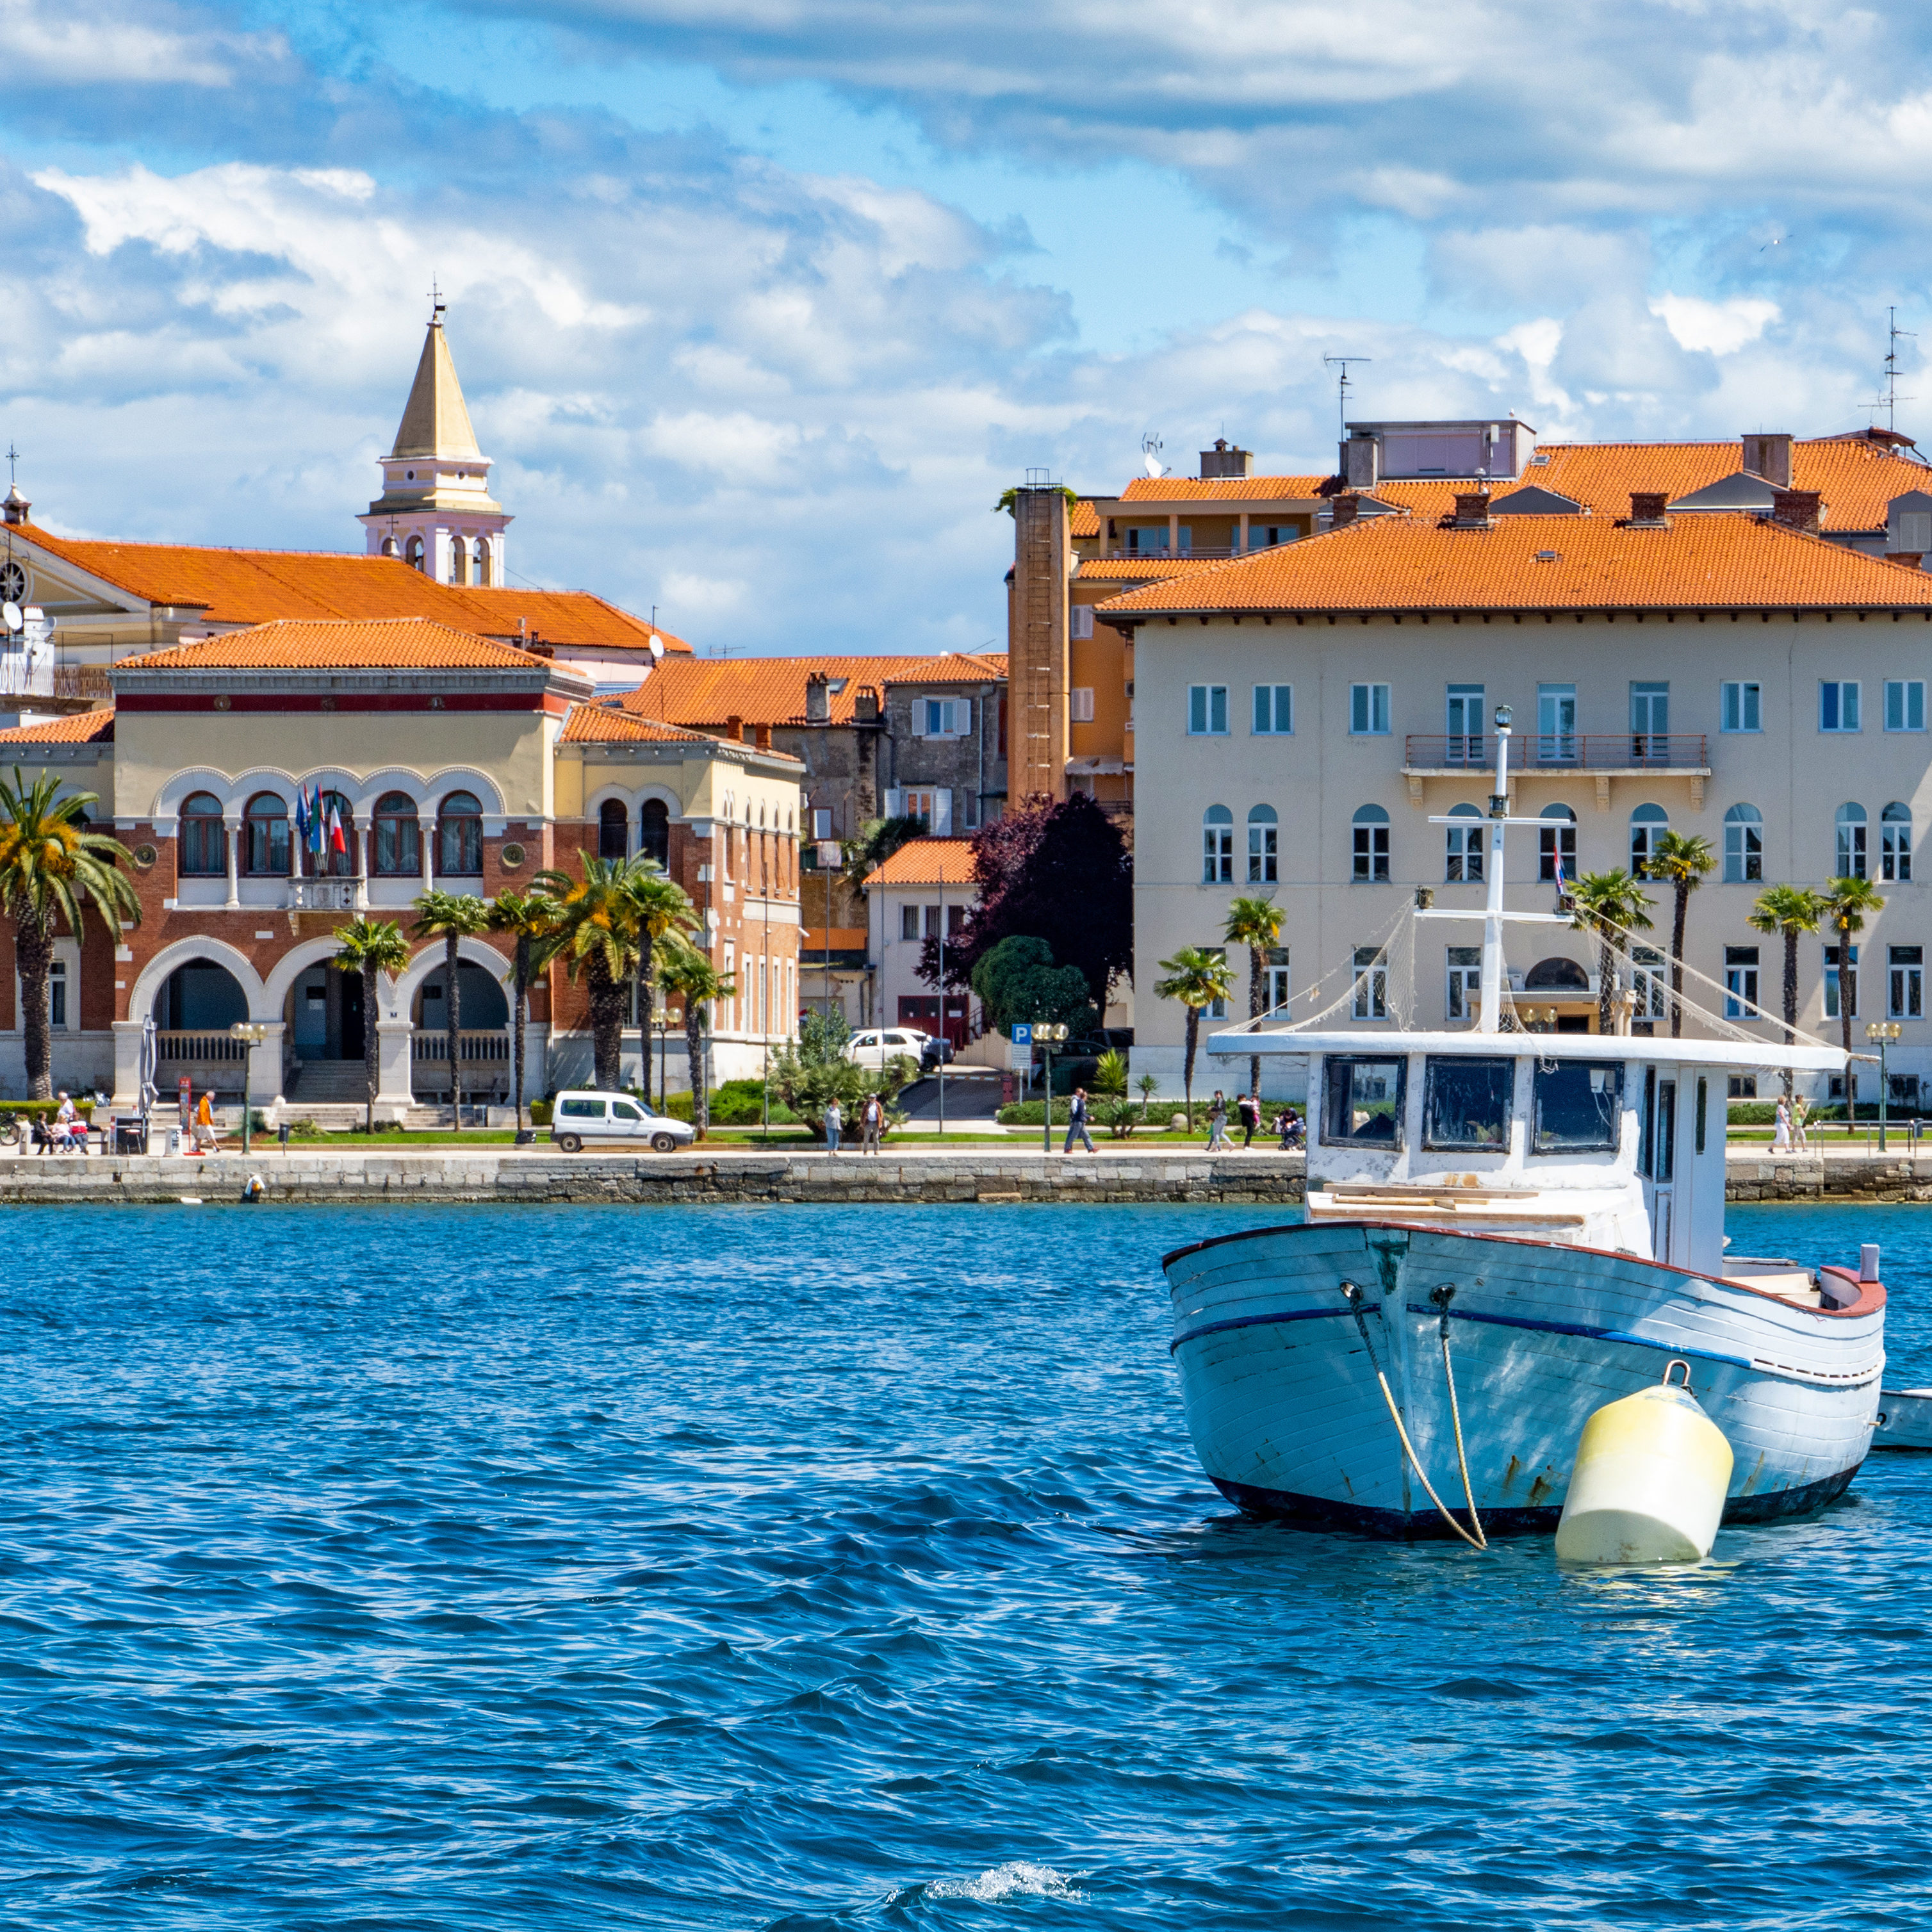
[286,878,359,912]
[1402,732,1710,774]
[154,1031,250,1065]
[0,659,112,708]
[412,1031,511,1067]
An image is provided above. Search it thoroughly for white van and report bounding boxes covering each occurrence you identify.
[845,1028,940,1072]
[549,1090,696,1154]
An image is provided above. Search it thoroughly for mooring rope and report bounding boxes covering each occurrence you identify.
[1339,1281,1486,1551]
[1430,1285,1488,1549]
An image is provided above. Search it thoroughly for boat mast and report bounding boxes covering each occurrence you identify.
[1477,709,1511,1034]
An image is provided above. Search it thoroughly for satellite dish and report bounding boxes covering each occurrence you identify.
[648,634,664,661]
[1143,452,1163,479]
[1141,430,1167,479]
[2,602,20,634]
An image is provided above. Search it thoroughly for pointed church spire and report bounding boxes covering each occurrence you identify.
[388,315,482,461]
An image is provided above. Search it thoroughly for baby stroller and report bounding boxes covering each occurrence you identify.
[1272,1109,1306,1151]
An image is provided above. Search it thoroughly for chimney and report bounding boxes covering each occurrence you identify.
[1886,552,1926,571]
[805,673,830,723]
[1339,435,1379,489]
[1200,438,1254,479]
[725,712,744,741]
[1742,432,1794,489]
[3,484,29,527]
[753,723,773,750]
[1628,492,1670,527]
[1450,490,1493,528]
[1771,489,1821,534]
[854,685,880,723]
[1330,492,1362,529]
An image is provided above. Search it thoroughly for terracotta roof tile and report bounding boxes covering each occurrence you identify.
[1116,475,1330,501]
[1075,557,1235,581]
[619,653,1004,730]
[558,706,730,746]
[115,618,561,671]
[862,837,978,888]
[1095,511,1932,617]
[16,530,689,651]
[1070,498,1100,537]
[0,708,115,744]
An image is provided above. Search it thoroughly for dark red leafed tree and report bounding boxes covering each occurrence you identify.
[920,791,1133,1006]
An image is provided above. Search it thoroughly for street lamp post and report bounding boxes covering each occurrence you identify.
[228,1022,270,1155]
[1867,1020,1901,1150]
[1039,1022,1068,1154]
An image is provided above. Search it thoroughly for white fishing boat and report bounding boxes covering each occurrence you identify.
[1165,714,1887,1540]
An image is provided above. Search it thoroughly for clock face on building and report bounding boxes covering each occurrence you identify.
[0,561,24,603]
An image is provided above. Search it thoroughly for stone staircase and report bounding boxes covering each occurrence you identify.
[285,1060,372,1104]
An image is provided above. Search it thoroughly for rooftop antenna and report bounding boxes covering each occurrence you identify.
[428,275,446,324]
[1322,355,1370,438]
[1878,306,1915,433]
[1141,432,1166,480]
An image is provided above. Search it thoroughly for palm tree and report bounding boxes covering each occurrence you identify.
[0,769,140,1100]
[534,854,644,1092]
[660,939,735,1140]
[1747,885,1825,1097]
[1568,869,1655,1035]
[1642,831,1715,1037]
[488,889,559,1134]
[1153,945,1234,1129]
[329,916,410,1133]
[1224,895,1284,1103]
[624,867,699,1102]
[1820,875,1886,1113]
[412,889,493,1129]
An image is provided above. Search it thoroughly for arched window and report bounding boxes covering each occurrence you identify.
[1525,956,1591,990]
[1352,803,1390,884]
[374,790,421,876]
[1883,802,1913,883]
[1629,802,1669,875]
[1445,803,1484,883]
[598,799,630,860]
[438,790,483,876]
[449,537,469,587]
[317,790,356,878]
[641,798,671,867]
[179,791,225,876]
[1247,803,1278,884]
[1836,801,1868,880]
[1724,803,1763,883]
[473,536,491,586]
[1202,805,1234,885]
[243,790,291,876]
[405,534,425,573]
[1538,804,1576,884]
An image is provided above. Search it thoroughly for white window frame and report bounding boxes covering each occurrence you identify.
[919,698,970,737]
[899,904,919,942]
[1633,946,1667,1022]
[1189,685,1229,736]
[1263,953,1291,1014]
[1252,684,1293,734]
[1205,946,1228,1019]
[1247,806,1278,884]
[1723,947,1760,1020]
[1350,683,1391,736]
[1069,687,1095,724]
[1352,947,1389,1021]
[1721,681,1762,733]
[1819,680,1862,732]
[1723,805,1764,885]
[1824,943,1859,1021]
[1202,808,1234,885]
[1445,946,1481,1022]
[1837,803,1869,880]
[1444,806,1484,884]
[1890,946,1924,1020]
[1352,808,1391,884]
[1886,679,1926,732]
[1883,804,1913,883]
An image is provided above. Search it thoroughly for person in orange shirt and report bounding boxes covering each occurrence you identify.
[193,1089,222,1154]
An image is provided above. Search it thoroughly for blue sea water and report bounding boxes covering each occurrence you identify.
[2,1201,1931,1930]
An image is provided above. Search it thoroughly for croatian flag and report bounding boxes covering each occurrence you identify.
[327,796,346,855]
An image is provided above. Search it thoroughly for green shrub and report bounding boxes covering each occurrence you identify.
[0,1099,96,1120]
[659,1081,799,1126]
[528,1099,553,1126]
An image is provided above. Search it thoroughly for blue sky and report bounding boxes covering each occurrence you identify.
[4,0,1931,655]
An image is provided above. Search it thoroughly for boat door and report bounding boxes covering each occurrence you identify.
[1639,1067,1678,1260]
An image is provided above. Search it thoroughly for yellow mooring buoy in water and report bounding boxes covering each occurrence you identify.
[1554,1361,1735,1565]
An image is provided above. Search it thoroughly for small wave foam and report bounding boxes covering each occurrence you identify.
[926,1860,1082,1903]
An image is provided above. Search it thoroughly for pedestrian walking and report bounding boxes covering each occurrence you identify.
[1791,1093,1810,1152]
[861,1092,883,1154]
[1772,1093,1792,1152]
[1238,1091,1259,1149]
[1064,1085,1095,1154]
[824,1096,842,1154]
[1206,1090,1231,1151]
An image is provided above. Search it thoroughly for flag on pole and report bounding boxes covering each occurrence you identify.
[327,797,346,855]
[293,788,310,848]
[309,787,327,855]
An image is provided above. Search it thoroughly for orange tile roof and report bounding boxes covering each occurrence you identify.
[0,708,115,744]
[620,653,1005,730]
[801,926,869,952]
[862,837,978,888]
[1070,498,1100,537]
[1095,511,1932,617]
[17,529,688,651]
[558,705,726,746]
[1075,557,1234,581]
[115,618,563,671]
[1117,475,1330,502]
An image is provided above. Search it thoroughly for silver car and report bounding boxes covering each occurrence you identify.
[549,1090,695,1154]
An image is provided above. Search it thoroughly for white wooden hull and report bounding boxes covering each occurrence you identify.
[1164,1222,1884,1538]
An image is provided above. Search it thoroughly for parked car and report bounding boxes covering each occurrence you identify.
[845,1027,946,1073]
[549,1090,694,1154]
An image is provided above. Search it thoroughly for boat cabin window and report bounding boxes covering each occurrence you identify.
[1532,1060,1623,1154]
[1322,1057,1405,1147]
[1423,1057,1513,1150]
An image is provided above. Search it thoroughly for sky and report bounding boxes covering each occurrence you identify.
[6,0,1932,657]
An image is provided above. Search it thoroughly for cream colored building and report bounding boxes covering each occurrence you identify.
[1106,480,1932,1106]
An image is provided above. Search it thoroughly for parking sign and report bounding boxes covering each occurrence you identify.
[1010,1023,1033,1045]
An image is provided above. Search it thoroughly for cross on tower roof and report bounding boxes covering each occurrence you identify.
[428,275,445,323]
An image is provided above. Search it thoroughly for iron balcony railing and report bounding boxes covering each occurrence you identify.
[412,1031,512,1064]
[285,879,358,912]
[1403,733,1710,771]
[0,660,111,703]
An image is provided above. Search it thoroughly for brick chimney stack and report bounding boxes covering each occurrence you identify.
[1771,489,1822,534]
[1887,552,1926,570]
[805,673,830,723]
[726,712,744,742]
[1330,493,1362,529]
[1450,490,1493,528]
[1628,492,1670,527]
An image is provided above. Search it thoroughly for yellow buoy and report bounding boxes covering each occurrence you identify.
[1555,1361,1734,1565]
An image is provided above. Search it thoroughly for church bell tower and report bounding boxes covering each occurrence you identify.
[359,294,511,585]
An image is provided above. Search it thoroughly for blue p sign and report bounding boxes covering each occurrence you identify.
[1010,1022,1033,1045]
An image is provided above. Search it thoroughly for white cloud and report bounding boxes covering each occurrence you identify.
[1649,293,1781,356]
[0,0,278,88]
